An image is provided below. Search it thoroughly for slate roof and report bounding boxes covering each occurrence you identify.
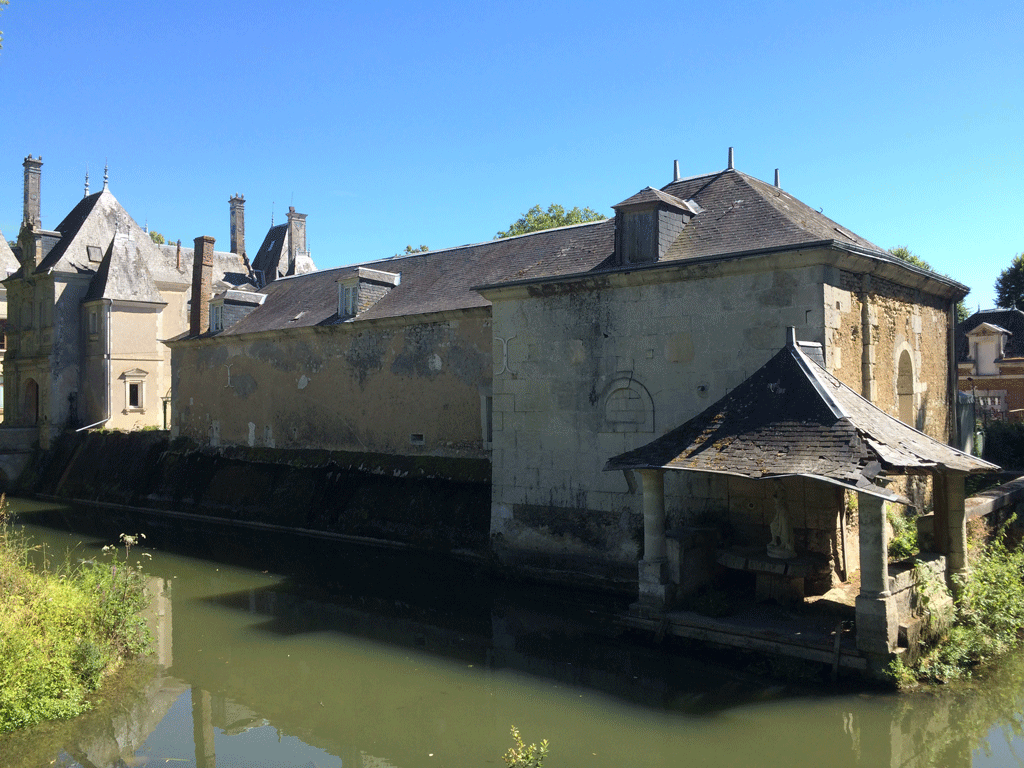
[251,223,289,280]
[154,242,252,291]
[0,231,19,278]
[612,186,698,213]
[196,165,963,339]
[657,170,891,263]
[218,218,615,336]
[605,334,995,495]
[957,309,1024,361]
[84,232,164,303]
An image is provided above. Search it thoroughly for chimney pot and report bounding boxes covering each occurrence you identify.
[673,160,681,182]
[774,168,781,188]
[787,326,797,348]
[727,147,735,171]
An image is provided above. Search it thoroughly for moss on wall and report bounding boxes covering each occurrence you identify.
[17,431,491,555]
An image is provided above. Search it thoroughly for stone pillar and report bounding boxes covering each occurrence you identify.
[855,491,898,655]
[638,469,671,611]
[933,471,968,590]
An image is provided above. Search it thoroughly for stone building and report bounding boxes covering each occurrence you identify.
[169,152,977,660]
[956,308,1024,421]
[2,155,310,447]
[0,235,22,414]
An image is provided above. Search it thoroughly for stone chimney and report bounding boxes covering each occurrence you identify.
[190,236,215,337]
[23,155,43,228]
[286,206,307,275]
[229,194,245,256]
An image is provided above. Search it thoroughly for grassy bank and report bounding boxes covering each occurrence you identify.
[0,502,151,732]
[894,519,1024,686]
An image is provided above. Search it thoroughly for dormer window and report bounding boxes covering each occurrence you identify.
[611,187,697,265]
[211,303,224,332]
[337,267,400,319]
[966,322,1012,376]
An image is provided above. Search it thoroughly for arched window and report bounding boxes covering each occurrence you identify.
[603,378,654,433]
[897,350,915,426]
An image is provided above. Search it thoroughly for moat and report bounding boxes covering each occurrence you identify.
[3,498,1024,768]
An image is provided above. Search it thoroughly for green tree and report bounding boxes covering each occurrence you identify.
[0,0,8,50]
[149,231,166,245]
[889,245,969,322]
[995,254,1024,312]
[395,244,428,257]
[496,204,605,239]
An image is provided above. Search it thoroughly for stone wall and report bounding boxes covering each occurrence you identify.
[171,309,492,459]
[485,255,834,584]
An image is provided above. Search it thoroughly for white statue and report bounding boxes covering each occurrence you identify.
[767,486,796,559]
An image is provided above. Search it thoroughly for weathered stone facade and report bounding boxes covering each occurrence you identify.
[171,310,491,458]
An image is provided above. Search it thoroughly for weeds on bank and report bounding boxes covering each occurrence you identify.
[0,502,151,732]
[892,518,1024,685]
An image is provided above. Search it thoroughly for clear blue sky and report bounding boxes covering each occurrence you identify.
[1,1,1020,310]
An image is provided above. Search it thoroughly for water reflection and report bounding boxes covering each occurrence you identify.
[4,511,1024,767]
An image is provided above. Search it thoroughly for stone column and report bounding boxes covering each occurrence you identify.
[638,469,671,611]
[933,471,968,591]
[855,491,898,655]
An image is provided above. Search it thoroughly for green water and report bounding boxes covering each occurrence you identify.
[3,499,1024,768]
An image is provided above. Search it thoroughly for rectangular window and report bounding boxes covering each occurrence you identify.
[129,382,141,408]
[88,310,98,336]
[211,305,223,332]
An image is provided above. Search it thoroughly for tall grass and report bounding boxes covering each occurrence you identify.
[0,500,151,732]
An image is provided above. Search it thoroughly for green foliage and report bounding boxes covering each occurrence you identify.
[148,231,166,245]
[395,244,429,257]
[504,726,549,768]
[0,0,8,50]
[980,420,1024,469]
[889,246,969,322]
[887,505,919,561]
[496,204,605,239]
[904,521,1024,684]
[0,509,152,733]
[995,254,1024,311]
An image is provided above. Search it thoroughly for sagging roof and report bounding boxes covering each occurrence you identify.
[605,330,996,494]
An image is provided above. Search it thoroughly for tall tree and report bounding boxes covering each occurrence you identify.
[889,246,969,322]
[496,204,605,239]
[995,254,1024,312]
[149,231,166,245]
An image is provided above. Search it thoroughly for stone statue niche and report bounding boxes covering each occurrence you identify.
[767,485,796,559]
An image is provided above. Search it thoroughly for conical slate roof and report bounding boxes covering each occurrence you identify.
[84,231,164,303]
[606,332,996,496]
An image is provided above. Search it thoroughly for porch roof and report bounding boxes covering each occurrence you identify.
[605,330,997,496]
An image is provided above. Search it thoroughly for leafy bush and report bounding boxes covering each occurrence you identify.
[888,506,919,561]
[0,505,151,732]
[906,522,1024,684]
[504,726,549,768]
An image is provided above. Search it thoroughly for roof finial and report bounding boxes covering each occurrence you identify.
[271,201,275,226]
[84,168,90,198]
[727,147,735,171]
[103,161,109,190]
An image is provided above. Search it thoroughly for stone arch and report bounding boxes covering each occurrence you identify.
[23,379,39,426]
[602,377,654,433]
[897,349,914,426]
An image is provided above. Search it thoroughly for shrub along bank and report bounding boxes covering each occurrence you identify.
[0,504,151,732]
[894,519,1024,685]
